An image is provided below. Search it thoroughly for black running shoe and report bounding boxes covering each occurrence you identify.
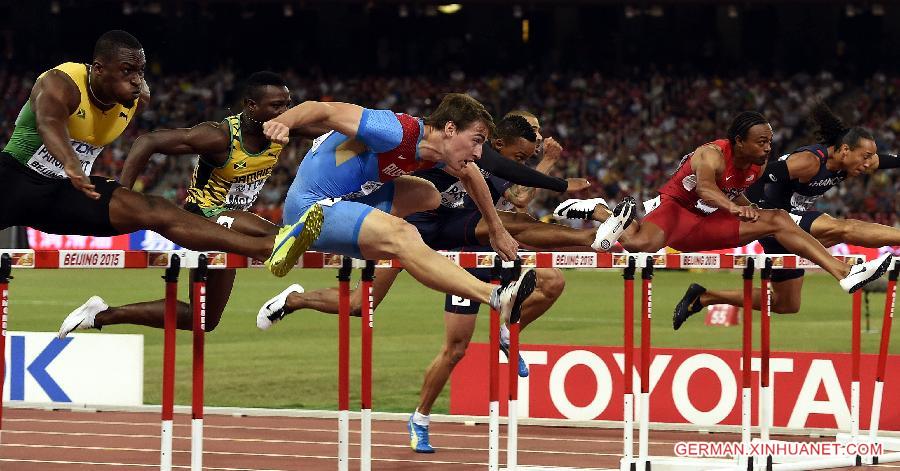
[672,283,707,331]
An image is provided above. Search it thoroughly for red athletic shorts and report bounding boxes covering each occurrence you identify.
[643,195,741,252]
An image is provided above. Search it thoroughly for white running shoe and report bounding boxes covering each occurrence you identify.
[839,253,892,293]
[553,198,609,220]
[591,197,637,251]
[495,268,537,324]
[58,296,108,339]
[257,284,304,330]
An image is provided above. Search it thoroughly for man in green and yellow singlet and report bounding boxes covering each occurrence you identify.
[0,31,322,282]
[58,72,312,335]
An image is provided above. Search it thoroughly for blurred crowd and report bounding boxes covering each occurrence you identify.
[1,66,897,227]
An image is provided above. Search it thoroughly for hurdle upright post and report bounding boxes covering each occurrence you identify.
[759,258,773,470]
[191,254,208,471]
[638,255,653,471]
[507,258,523,471]
[160,254,180,471]
[0,253,12,445]
[622,256,637,471]
[360,260,375,471]
[869,259,899,464]
[740,257,754,471]
[337,257,352,471]
[852,272,863,466]
[488,256,502,471]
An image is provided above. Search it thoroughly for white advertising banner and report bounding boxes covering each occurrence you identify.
[3,331,143,406]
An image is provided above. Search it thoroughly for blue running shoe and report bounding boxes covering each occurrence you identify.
[499,339,530,377]
[407,415,435,453]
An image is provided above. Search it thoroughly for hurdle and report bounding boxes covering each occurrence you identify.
[0,248,889,470]
[160,252,208,471]
[759,256,865,471]
[621,253,739,471]
[337,257,376,471]
[838,256,900,465]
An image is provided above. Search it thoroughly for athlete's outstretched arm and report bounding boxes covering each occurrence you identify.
[120,122,230,189]
[446,163,519,261]
[31,70,99,199]
[870,153,900,172]
[263,101,364,144]
[691,146,758,222]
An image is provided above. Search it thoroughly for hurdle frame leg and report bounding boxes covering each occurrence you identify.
[360,260,375,471]
[337,257,352,471]
[489,257,502,471]
[191,254,208,471]
[0,253,13,445]
[160,254,180,471]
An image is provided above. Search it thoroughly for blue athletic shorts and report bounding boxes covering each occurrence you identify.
[283,181,396,259]
[405,208,483,251]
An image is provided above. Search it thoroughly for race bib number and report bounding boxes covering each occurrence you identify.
[225,179,265,211]
[26,140,102,179]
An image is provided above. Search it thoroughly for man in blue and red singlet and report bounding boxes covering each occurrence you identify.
[261,93,538,331]
[558,111,890,295]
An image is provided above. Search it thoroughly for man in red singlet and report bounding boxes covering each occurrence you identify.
[598,111,889,293]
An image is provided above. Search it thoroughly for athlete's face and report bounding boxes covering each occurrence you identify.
[840,138,877,177]
[246,86,292,123]
[494,137,537,163]
[94,47,146,107]
[736,124,773,165]
[443,120,488,172]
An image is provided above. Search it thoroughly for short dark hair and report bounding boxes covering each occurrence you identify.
[494,115,537,143]
[93,30,142,60]
[425,93,496,137]
[504,110,537,121]
[809,101,874,150]
[243,71,288,101]
[727,111,769,144]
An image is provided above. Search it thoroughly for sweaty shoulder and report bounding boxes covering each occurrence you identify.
[786,150,821,180]
[355,109,419,153]
[33,69,81,115]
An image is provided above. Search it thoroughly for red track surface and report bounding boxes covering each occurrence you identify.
[0,408,891,470]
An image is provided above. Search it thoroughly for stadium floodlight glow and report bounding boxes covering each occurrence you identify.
[873,3,885,16]
[845,4,856,17]
[50,0,60,14]
[437,4,462,15]
[513,4,523,18]
[398,4,409,18]
[284,3,294,17]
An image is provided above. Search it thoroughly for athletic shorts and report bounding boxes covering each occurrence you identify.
[757,210,824,282]
[444,261,516,315]
[643,194,741,252]
[405,208,482,250]
[0,152,121,236]
[283,181,396,259]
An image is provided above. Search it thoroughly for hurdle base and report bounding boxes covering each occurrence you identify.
[504,466,614,471]
[620,457,738,471]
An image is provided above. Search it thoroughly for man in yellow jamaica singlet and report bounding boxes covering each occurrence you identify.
[57,72,317,335]
[0,31,321,280]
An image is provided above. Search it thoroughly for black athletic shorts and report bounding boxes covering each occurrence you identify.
[444,259,517,315]
[0,152,122,236]
[405,207,483,250]
[757,209,824,282]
